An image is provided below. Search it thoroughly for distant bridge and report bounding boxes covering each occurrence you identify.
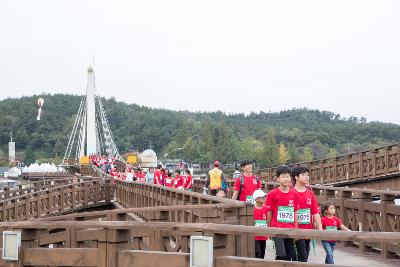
[254,143,400,190]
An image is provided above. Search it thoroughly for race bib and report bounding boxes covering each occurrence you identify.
[277,206,294,223]
[326,226,338,231]
[255,220,267,228]
[297,208,311,224]
[166,179,171,184]
[246,195,254,204]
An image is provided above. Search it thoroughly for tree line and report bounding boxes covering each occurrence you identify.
[0,94,399,166]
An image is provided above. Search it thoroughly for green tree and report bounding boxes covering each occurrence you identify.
[262,129,279,167]
[287,144,300,164]
[300,147,314,162]
[326,148,338,159]
[278,143,289,164]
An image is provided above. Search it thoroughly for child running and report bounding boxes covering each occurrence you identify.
[321,202,350,264]
[265,165,298,261]
[253,189,269,259]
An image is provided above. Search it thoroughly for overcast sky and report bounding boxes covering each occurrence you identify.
[0,1,399,124]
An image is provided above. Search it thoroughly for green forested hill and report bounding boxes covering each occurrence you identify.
[0,94,399,166]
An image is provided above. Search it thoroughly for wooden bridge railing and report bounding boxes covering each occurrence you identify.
[114,180,254,225]
[0,177,82,201]
[115,179,400,257]
[0,179,114,222]
[21,171,71,180]
[193,178,400,232]
[253,143,400,185]
[0,220,399,266]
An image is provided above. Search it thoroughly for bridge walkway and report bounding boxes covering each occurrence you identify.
[263,240,399,266]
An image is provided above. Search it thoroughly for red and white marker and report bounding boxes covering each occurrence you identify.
[37,98,44,120]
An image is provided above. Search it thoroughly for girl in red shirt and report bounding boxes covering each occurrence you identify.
[253,189,269,259]
[321,202,350,264]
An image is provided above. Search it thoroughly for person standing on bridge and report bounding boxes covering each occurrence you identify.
[164,171,174,188]
[146,167,155,185]
[321,202,350,264]
[154,164,163,186]
[291,165,322,262]
[265,165,298,261]
[232,160,262,202]
[184,169,193,191]
[173,170,185,189]
[252,189,269,259]
[206,161,227,196]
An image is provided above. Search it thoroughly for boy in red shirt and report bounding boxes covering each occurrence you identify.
[153,164,163,185]
[253,189,269,259]
[184,169,193,191]
[164,171,174,188]
[173,170,185,189]
[291,165,322,262]
[232,160,262,203]
[265,165,298,261]
[321,202,350,264]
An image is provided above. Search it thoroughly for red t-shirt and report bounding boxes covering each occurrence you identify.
[321,216,342,242]
[254,206,269,240]
[154,170,163,185]
[184,175,193,190]
[233,175,262,203]
[164,177,174,188]
[174,175,185,189]
[265,188,298,228]
[293,188,320,229]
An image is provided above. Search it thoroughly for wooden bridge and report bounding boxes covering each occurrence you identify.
[0,144,399,266]
[254,143,400,190]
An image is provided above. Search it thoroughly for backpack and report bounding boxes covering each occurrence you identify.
[237,174,260,200]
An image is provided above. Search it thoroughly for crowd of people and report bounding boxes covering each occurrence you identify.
[89,155,193,190]
[90,155,349,264]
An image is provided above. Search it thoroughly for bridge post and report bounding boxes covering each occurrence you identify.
[319,160,324,184]
[332,157,338,183]
[380,193,396,258]
[384,147,389,175]
[356,191,372,253]
[398,144,400,171]
[358,152,364,179]
[372,149,378,177]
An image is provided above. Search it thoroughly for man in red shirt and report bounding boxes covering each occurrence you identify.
[265,165,298,261]
[183,169,193,191]
[153,164,163,185]
[232,160,262,203]
[291,165,322,262]
[173,170,185,189]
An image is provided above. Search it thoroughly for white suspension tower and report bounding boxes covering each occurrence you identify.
[62,66,122,165]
